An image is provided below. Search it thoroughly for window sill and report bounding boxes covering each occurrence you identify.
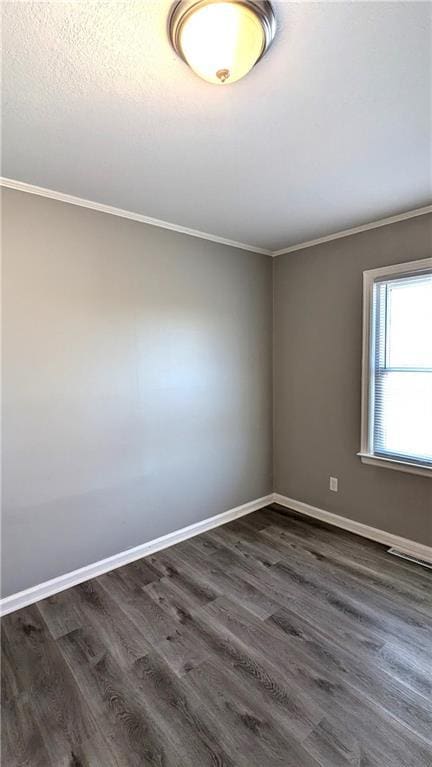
[357,453,432,478]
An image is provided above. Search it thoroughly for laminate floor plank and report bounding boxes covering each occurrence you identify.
[71,579,153,668]
[261,520,432,612]
[97,568,177,644]
[266,606,432,743]
[161,540,280,619]
[186,658,320,767]
[37,590,83,640]
[185,597,325,742]
[1,692,53,767]
[37,579,151,672]
[378,640,432,699]
[131,651,235,766]
[232,544,384,643]
[57,628,180,767]
[2,606,98,764]
[193,596,431,766]
[2,503,431,766]
[261,523,432,616]
[269,504,432,591]
[56,732,123,767]
[113,556,164,588]
[249,563,431,702]
[143,574,214,626]
[149,547,222,604]
[302,716,373,767]
[224,553,388,659]
[213,520,282,564]
[270,555,432,656]
[98,567,212,676]
[1,628,22,703]
[199,528,420,682]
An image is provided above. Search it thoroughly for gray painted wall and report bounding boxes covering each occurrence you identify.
[2,189,430,598]
[1,189,273,596]
[274,213,432,546]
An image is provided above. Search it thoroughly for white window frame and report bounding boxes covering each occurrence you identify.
[359,257,432,478]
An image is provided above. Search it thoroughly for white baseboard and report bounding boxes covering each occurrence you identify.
[272,493,432,564]
[0,494,273,616]
[3,491,429,616]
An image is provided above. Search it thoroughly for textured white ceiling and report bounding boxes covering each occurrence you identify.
[2,1,431,251]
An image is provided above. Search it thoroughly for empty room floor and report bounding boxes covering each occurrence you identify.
[2,504,431,767]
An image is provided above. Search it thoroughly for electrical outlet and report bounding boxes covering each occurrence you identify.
[329,476,338,492]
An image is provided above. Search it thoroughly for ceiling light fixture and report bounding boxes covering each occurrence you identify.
[169,0,276,85]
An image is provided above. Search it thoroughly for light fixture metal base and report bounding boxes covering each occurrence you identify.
[169,0,277,67]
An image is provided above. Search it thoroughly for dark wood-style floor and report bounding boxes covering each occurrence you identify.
[2,504,431,766]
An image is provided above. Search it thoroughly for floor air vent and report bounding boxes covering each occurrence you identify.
[387,547,432,570]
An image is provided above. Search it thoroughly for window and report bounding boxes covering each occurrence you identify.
[360,258,432,477]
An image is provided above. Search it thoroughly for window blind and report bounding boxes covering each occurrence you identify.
[371,271,432,467]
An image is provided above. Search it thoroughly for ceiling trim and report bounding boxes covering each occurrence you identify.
[0,177,272,256]
[1,177,430,257]
[271,205,432,257]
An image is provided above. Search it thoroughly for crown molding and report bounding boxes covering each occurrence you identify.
[0,177,272,256]
[271,205,432,256]
[2,177,430,257]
